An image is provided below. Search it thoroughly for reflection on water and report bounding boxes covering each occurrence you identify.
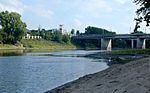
[0,50,108,93]
[0,50,25,56]
[0,49,60,56]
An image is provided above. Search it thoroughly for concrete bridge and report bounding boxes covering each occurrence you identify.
[72,34,150,50]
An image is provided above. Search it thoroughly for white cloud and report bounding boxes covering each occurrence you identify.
[0,0,25,14]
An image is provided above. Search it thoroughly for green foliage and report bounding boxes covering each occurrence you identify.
[85,26,116,35]
[0,44,20,49]
[52,31,62,43]
[131,31,144,34]
[112,39,130,49]
[133,17,142,32]
[76,30,80,35]
[73,39,100,49]
[30,30,39,36]
[0,29,2,43]
[62,34,71,44]
[30,29,71,44]
[45,32,53,40]
[71,29,75,34]
[0,11,26,44]
[134,0,150,26]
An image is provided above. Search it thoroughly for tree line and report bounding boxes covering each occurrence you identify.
[29,29,71,44]
[84,26,116,35]
[0,11,71,44]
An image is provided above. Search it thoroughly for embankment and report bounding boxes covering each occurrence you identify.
[0,39,76,49]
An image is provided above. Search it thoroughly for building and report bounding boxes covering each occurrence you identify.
[23,33,42,39]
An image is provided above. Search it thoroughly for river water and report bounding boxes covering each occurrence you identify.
[0,50,108,93]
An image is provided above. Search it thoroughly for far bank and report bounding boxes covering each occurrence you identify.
[0,39,76,50]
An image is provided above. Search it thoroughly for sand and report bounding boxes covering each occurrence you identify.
[44,57,150,93]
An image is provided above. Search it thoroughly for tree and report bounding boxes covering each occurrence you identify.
[39,29,46,38]
[62,34,70,43]
[0,29,2,43]
[45,31,53,40]
[134,0,150,26]
[0,11,26,44]
[71,29,75,34]
[52,31,62,43]
[76,30,80,35]
[85,26,115,35]
[133,17,142,32]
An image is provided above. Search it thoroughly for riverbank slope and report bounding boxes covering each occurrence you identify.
[45,57,150,93]
[0,39,76,49]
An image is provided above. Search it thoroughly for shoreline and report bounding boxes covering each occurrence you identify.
[44,57,150,93]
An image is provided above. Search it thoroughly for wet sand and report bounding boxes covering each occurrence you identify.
[45,57,150,93]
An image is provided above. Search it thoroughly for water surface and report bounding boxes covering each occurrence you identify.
[0,50,108,93]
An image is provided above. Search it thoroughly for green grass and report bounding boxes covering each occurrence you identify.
[105,49,150,64]
[0,39,76,49]
[0,44,23,49]
[21,39,76,49]
[111,49,150,55]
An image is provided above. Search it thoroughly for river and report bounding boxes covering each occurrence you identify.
[0,50,109,93]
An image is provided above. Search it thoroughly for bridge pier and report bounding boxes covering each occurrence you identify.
[131,39,134,49]
[137,38,146,49]
[101,38,112,51]
[142,39,146,49]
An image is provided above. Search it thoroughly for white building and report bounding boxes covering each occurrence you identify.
[23,33,42,39]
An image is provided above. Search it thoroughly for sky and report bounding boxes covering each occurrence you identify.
[0,0,149,34]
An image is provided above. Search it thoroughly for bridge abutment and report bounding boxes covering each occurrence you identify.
[101,38,112,51]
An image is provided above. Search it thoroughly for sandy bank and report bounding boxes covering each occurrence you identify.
[45,57,150,93]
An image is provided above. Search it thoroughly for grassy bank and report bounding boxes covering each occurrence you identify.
[0,39,76,49]
[111,49,150,55]
[0,44,23,49]
[21,39,76,49]
[85,49,150,65]
[106,49,150,64]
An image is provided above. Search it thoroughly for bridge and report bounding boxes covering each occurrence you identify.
[72,34,150,50]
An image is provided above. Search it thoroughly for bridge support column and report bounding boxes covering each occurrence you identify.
[137,38,146,49]
[131,39,134,49]
[101,38,112,51]
[142,39,146,49]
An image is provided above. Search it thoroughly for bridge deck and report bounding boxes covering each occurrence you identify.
[72,34,150,40]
